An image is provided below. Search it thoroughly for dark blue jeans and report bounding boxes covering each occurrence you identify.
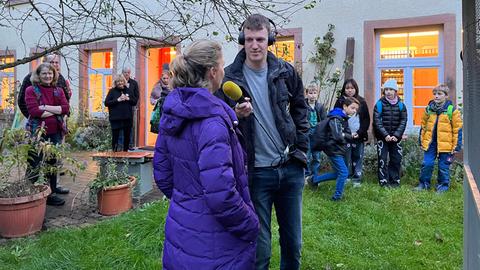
[249,159,305,270]
[313,155,348,199]
[306,127,322,177]
[419,142,453,187]
[345,142,365,182]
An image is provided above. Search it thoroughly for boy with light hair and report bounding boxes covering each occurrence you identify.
[415,83,463,193]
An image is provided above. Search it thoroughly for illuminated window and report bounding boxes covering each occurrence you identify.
[269,36,295,65]
[88,51,113,116]
[381,69,405,100]
[413,68,438,125]
[380,30,439,59]
[0,55,15,111]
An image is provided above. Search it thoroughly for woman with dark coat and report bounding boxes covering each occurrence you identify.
[104,74,138,151]
[153,40,259,270]
[334,78,370,187]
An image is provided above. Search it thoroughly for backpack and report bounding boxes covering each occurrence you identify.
[375,99,404,115]
[426,104,454,121]
[311,118,330,151]
[150,97,166,134]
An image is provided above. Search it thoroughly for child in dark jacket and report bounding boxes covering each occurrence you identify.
[334,78,370,187]
[415,84,463,193]
[372,79,408,187]
[310,97,359,201]
[305,83,327,179]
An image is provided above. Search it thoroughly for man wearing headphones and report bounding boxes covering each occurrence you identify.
[217,13,309,270]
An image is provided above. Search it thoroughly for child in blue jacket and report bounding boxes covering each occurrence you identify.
[310,97,359,201]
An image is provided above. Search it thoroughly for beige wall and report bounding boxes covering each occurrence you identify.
[283,0,462,99]
[0,0,463,117]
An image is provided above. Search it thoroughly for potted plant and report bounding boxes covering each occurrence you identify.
[89,158,136,216]
[0,128,83,238]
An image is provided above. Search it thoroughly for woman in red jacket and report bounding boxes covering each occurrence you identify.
[25,63,70,206]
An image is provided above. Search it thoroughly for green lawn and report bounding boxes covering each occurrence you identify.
[0,176,463,270]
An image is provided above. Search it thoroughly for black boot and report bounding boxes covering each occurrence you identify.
[46,195,65,206]
[53,186,70,194]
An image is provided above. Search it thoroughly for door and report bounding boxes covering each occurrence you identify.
[143,47,176,146]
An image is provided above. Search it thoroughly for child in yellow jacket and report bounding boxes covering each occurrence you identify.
[415,84,462,193]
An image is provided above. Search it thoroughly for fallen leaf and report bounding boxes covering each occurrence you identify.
[414,240,422,246]
[434,230,444,243]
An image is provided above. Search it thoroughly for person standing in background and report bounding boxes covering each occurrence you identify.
[25,63,70,205]
[334,78,370,187]
[119,67,139,150]
[372,79,408,188]
[104,74,138,152]
[415,84,462,193]
[304,83,326,182]
[19,53,71,195]
[150,70,171,105]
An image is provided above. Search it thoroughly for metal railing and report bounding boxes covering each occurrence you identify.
[462,0,480,269]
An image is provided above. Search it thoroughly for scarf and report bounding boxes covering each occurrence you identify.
[385,95,398,105]
[430,101,446,114]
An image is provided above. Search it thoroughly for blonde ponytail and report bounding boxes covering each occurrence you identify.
[170,40,222,89]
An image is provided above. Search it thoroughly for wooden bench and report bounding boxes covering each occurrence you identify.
[91,151,154,197]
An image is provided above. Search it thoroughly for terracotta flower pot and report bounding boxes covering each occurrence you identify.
[97,176,136,216]
[0,185,51,238]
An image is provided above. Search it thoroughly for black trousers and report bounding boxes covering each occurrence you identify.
[112,125,131,152]
[376,140,402,186]
[26,133,62,192]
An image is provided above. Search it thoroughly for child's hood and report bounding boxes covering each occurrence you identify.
[327,107,347,119]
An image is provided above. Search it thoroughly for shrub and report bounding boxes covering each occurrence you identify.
[361,135,464,183]
[72,120,111,151]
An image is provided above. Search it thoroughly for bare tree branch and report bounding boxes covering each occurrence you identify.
[0,0,314,70]
[1,34,177,70]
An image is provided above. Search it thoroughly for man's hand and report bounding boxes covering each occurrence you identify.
[235,97,253,118]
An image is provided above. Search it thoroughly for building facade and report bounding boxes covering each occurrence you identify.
[0,0,462,146]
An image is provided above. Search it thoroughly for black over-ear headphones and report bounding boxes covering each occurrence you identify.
[238,18,277,46]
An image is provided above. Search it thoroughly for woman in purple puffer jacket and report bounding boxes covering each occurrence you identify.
[153,40,259,270]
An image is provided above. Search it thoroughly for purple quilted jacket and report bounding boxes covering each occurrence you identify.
[153,87,259,270]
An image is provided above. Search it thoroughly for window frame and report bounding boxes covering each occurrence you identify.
[78,41,117,121]
[87,50,114,118]
[271,28,303,74]
[374,27,444,130]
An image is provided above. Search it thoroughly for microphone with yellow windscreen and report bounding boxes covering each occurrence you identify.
[222,81,246,104]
